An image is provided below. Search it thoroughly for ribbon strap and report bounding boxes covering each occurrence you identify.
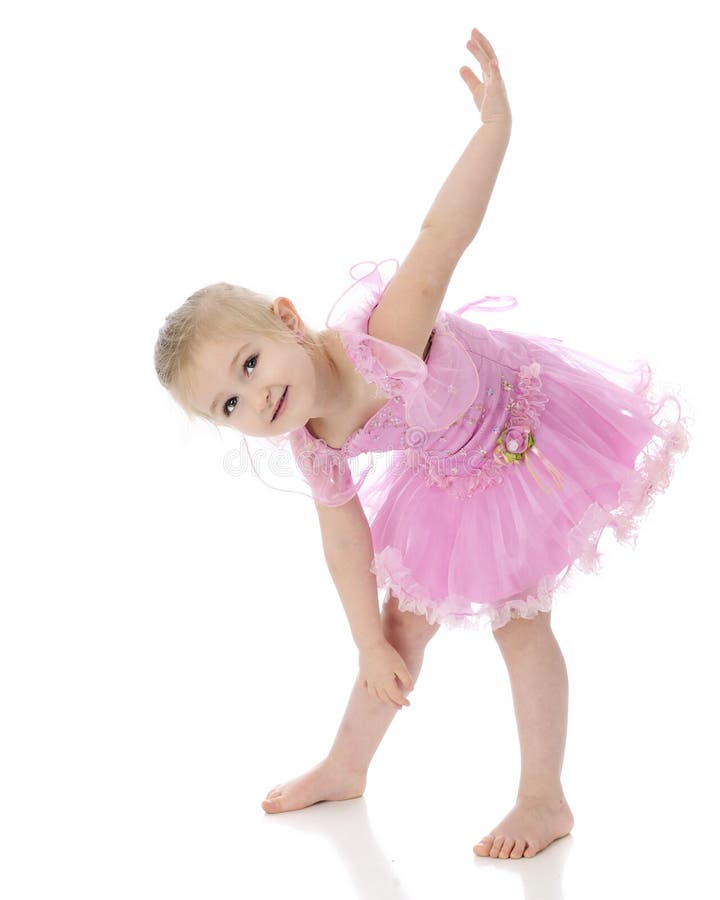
[525,445,565,495]
[453,295,518,316]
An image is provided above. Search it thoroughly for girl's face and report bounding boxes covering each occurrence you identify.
[189,298,321,436]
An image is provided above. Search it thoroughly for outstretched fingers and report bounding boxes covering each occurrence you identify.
[471,28,499,68]
[464,29,497,78]
[459,28,510,123]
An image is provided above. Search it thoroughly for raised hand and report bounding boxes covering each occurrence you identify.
[460,28,512,127]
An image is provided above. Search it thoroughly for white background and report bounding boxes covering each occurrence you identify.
[1,1,717,897]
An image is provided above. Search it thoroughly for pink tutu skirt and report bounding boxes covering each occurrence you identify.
[362,319,693,632]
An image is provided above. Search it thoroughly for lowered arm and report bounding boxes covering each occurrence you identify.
[316,495,385,650]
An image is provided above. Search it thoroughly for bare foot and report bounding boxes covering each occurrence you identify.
[261,757,367,814]
[473,794,574,859]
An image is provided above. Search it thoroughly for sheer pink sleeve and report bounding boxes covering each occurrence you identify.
[225,429,366,506]
[327,259,479,432]
[288,428,363,506]
[337,327,478,432]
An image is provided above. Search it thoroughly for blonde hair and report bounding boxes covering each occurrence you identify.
[154,281,332,425]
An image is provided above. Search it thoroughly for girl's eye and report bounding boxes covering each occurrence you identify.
[222,354,258,418]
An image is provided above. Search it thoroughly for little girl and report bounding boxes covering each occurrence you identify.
[154,29,691,860]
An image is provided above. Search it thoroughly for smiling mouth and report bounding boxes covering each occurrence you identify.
[272,386,288,422]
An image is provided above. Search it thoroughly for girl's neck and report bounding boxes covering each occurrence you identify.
[310,329,362,424]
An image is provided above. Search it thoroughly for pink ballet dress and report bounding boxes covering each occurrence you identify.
[242,259,693,631]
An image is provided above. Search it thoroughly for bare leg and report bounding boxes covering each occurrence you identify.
[324,599,439,775]
[474,610,575,859]
[262,592,440,813]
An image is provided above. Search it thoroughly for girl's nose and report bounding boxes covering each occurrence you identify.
[255,388,271,415]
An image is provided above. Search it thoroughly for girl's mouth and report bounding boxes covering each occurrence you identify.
[272,386,288,422]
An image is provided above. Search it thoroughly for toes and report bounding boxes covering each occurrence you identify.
[498,837,516,859]
[261,796,283,813]
[473,836,494,856]
[490,835,505,858]
[475,834,531,860]
[265,784,282,799]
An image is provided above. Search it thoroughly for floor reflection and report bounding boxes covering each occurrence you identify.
[260,793,573,898]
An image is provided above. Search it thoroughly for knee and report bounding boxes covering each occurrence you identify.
[381,591,440,649]
[492,609,553,649]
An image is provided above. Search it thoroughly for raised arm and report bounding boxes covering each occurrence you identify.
[367,29,512,359]
[422,29,512,245]
[421,121,511,248]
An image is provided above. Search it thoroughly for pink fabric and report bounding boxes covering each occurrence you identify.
[241,258,694,631]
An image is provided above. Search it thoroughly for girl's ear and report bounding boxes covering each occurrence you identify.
[273,296,303,331]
